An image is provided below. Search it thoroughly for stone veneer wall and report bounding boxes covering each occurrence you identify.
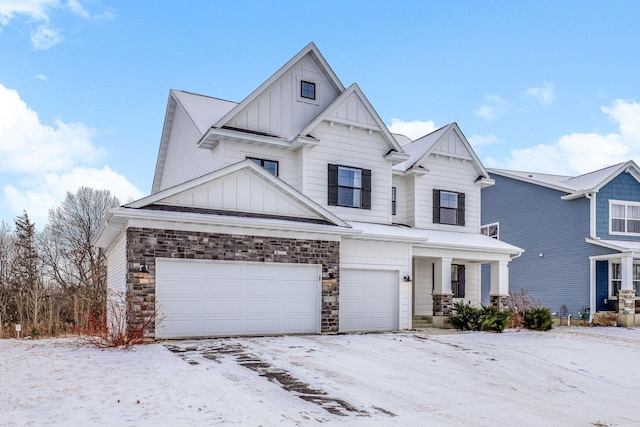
[126,227,340,336]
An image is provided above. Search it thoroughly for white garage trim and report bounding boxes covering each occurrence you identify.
[339,269,399,332]
[155,258,321,339]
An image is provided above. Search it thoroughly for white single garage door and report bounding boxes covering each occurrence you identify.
[155,259,321,339]
[339,269,398,332]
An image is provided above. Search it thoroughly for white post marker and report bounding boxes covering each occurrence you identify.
[15,324,21,339]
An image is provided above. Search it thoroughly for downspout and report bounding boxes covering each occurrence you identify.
[585,192,596,322]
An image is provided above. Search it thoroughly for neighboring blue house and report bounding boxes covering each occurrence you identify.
[482,161,640,326]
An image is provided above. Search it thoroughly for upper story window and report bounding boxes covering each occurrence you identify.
[248,157,278,176]
[301,81,316,100]
[327,164,371,209]
[481,222,499,239]
[433,189,465,226]
[391,187,397,216]
[610,200,640,235]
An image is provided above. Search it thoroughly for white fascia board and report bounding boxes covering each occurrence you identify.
[384,151,411,165]
[198,127,291,150]
[414,240,523,255]
[343,232,427,245]
[585,237,635,254]
[151,92,179,194]
[112,208,359,237]
[92,209,127,248]
[489,169,575,193]
[475,177,495,188]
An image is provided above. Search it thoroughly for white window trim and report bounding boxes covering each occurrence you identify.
[481,222,500,240]
[295,76,320,106]
[609,260,621,300]
[609,199,640,236]
[609,259,640,300]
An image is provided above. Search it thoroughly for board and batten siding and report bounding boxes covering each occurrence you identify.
[481,174,615,316]
[414,155,481,232]
[106,232,126,294]
[341,239,412,329]
[225,54,339,139]
[302,121,393,223]
[219,140,298,187]
[595,172,640,240]
[159,104,221,191]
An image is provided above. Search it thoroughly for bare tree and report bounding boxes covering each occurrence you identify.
[42,187,120,327]
[0,221,14,337]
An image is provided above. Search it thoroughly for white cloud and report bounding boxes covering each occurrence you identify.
[498,99,640,175]
[0,0,115,48]
[34,73,48,80]
[31,24,62,49]
[468,134,500,148]
[0,85,143,224]
[526,82,556,106]
[474,95,510,120]
[0,0,58,25]
[0,84,104,173]
[387,118,437,140]
[67,0,89,18]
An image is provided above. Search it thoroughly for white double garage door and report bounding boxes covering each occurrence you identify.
[155,259,398,339]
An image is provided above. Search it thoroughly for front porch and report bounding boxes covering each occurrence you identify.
[411,252,511,328]
[590,252,640,327]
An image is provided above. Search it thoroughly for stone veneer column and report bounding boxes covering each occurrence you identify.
[432,293,454,316]
[490,295,509,311]
[617,289,636,327]
[126,227,340,337]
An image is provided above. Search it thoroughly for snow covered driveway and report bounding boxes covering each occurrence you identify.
[2,328,640,426]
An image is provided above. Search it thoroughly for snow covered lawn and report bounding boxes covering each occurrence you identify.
[2,327,639,426]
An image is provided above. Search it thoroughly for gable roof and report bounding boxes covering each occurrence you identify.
[298,83,405,154]
[132,159,349,227]
[393,123,490,179]
[151,90,237,194]
[489,161,640,199]
[212,42,345,130]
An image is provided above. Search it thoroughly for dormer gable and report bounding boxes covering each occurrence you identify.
[211,42,345,141]
[298,83,406,158]
[129,160,349,227]
[394,123,492,185]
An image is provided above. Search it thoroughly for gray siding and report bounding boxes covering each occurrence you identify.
[482,175,614,316]
[596,172,640,240]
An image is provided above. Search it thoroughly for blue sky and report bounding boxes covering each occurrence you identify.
[1,1,640,226]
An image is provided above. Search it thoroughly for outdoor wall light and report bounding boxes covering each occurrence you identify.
[140,264,149,273]
[404,274,412,282]
[328,272,335,279]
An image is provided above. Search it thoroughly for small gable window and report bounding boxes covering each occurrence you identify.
[481,222,499,239]
[248,157,278,176]
[433,189,465,226]
[327,164,371,209]
[610,200,640,235]
[301,81,316,100]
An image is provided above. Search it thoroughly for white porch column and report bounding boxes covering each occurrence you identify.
[621,255,634,291]
[433,257,452,294]
[490,260,509,311]
[490,260,509,295]
[433,257,453,317]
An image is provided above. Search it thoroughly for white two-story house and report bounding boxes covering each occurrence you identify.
[93,43,522,339]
